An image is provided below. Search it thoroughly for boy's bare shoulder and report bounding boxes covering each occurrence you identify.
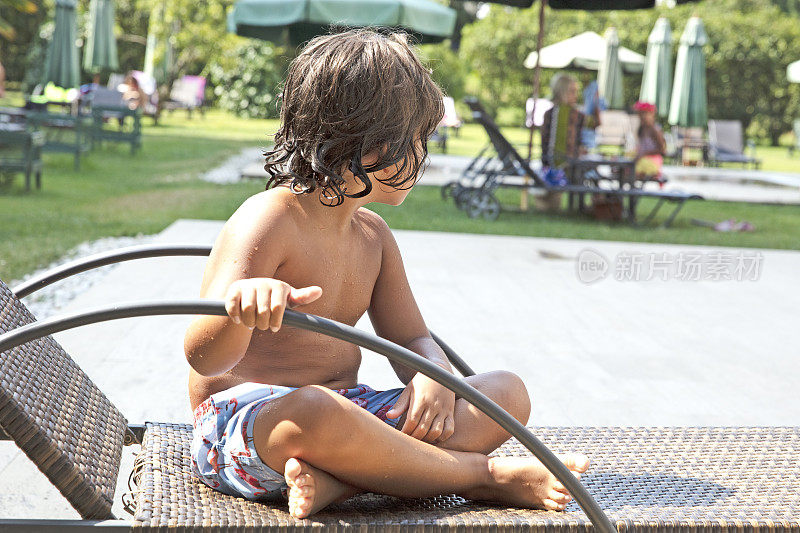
[227,189,300,236]
[216,189,301,261]
[355,207,393,243]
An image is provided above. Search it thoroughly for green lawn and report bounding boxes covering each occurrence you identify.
[0,109,273,282]
[1,103,798,283]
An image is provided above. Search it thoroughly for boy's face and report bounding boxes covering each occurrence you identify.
[364,139,423,206]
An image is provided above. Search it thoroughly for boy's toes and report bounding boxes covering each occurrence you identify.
[549,489,571,505]
[284,458,317,519]
[542,498,567,512]
[559,453,590,473]
[285,457,303,483]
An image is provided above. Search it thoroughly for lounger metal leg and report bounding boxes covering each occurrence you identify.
[627,195,640,224]
[662,199,688,228]
[641,198,665,226]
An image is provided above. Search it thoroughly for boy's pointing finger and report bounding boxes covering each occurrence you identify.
[287,286,323,307]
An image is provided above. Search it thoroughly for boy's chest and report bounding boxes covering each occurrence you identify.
[275,231,382,322]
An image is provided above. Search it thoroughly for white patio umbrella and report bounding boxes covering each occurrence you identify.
[523,31,645,74]
[788,60,800,83]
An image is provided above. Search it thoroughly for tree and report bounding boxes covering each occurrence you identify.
[0,0,42,87]
[207,39,289,119]
[0,0,36,40]
[459,0,800,143]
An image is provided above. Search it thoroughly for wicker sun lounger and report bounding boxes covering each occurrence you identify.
[2,245,800,532]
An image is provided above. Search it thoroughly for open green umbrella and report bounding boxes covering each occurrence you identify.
[597,27,624,110]
[43,0,80,88]
[227,0,457,46]
[639,17,672,118]
[83,0,119,74]
[668,16,707,127]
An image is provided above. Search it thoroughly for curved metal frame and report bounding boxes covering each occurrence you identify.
[11,244,478,378]
[12,244,214,299]
[0,301,614,533]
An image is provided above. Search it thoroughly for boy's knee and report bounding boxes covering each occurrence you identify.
[288,385,352,427]
[493,370,531,424]
[260,385,373,465]
[264,385,351,446]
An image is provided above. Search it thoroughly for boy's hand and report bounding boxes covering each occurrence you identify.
[386,372,456,444]
[225,278,322,331]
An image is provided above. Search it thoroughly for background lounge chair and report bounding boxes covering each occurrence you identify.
[707,119,761,169]
[108,72,160,125]
[672,126,708,166]
[595,110,636,155]
[459,97,703,227]
[430,97,463,153]
[164,75,207,118]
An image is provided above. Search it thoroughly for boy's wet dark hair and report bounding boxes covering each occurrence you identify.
[264,29,445,206]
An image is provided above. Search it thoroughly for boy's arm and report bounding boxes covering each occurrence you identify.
[184,197,295,376]
[366,215,451,380]
[366,213,456,444]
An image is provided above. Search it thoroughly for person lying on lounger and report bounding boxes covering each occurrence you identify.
[183,29,589,520]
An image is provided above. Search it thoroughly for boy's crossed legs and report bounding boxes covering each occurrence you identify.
[252,371,589,518]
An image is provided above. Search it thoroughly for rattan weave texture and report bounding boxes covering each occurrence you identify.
[0,280,128,519]
[133,423,800,532]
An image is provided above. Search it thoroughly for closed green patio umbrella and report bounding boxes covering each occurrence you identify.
[668,16,707,127]
[143,2,173,83]
[83,0,119,74]
[598,27,624,110]
[639,17,672,118]
[227,0,457,46]
[43,0,80,88]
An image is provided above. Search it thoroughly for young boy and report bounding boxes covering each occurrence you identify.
[184,29,589,520]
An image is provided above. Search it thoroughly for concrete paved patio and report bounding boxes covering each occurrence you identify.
[2,219,799,519]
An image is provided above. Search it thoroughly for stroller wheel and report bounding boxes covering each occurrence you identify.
[466,191,500,221]
[441,181,458,200]
[454,187,474,210]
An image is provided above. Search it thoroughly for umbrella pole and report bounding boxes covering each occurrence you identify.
[524,0,546,211]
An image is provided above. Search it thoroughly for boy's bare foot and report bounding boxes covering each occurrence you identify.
[464,453,590,512]
[284,458,360,519]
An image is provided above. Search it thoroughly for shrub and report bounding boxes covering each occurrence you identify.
[207,41,290,119]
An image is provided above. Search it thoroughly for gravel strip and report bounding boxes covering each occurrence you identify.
[12,234,154,320]
[200,147,265,184]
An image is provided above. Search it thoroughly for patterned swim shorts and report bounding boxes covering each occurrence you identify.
[191,382,404,500]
